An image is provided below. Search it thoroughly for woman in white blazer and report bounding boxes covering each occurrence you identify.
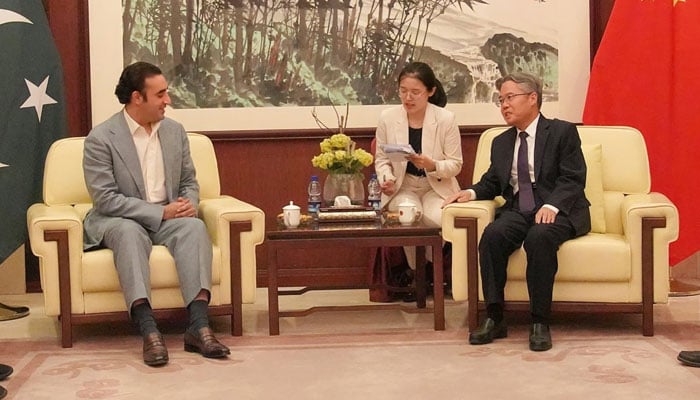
[374,62,463,271]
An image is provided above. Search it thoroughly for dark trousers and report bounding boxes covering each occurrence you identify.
[479,208,575,322]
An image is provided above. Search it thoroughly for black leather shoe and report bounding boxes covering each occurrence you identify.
[184,327,231,358]
[469,318,507,345]
[1,384,7,400]
[143,332,169,366]
[0,364,12,381]
[678,351,700,367]
[529,323,552,351]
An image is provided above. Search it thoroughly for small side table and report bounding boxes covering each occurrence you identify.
[266,220,444,335]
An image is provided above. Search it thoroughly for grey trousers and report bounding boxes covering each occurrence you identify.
[102,217,213,311]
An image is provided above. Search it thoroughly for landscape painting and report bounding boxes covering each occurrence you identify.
[89,0,589,130]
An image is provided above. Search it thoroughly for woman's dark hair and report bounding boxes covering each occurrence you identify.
[397,61,447,107]
[114,62,163,105]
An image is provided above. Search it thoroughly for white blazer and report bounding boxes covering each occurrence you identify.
[374,103,463,205]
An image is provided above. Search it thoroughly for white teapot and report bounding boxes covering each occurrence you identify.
[282,201,301,228]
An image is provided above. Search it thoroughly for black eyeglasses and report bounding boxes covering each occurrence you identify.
[494,92,532,107]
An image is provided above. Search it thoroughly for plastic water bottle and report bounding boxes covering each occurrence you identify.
[367,173,381,211]
[307,175,322,214]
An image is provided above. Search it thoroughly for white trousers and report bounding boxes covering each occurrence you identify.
[386,175,443,268]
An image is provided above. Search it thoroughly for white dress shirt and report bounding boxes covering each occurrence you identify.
[124,109,167,204]
[466,115,558,213]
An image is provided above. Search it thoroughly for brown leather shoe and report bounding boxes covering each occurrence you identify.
[184,327,230,358]
[143,332,169,366]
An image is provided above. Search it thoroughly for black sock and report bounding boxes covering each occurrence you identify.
[187,299,210,333]
[487,303,504,323]
[131,302,159,338]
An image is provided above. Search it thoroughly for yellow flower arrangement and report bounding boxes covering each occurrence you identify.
[310,105,373,175]
[311,133,373,175]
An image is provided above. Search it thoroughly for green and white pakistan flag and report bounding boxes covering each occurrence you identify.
[0,0,66,263]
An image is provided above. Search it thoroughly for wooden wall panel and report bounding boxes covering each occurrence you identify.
[209,130,479,286]
[39,0,614,289]
[45,0,90,137]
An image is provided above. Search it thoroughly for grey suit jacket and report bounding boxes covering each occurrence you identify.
[470,115,591,237]
[82,111,199,249]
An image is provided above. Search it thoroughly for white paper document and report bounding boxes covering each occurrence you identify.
[380,143,416,162]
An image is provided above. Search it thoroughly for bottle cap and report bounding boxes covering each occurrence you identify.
[370,173,377,179]
[311,175,318,181]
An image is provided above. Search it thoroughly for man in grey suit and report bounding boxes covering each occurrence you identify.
[443,72,590,351]
[83,62,230,366]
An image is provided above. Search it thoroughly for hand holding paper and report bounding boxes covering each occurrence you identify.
[380,143,416,162]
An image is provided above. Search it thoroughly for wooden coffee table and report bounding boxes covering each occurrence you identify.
[266,219,444,335]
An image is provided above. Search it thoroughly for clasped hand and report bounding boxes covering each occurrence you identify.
[163,197,196,220]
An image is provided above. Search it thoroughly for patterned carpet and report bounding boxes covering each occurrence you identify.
[1,293,700,399]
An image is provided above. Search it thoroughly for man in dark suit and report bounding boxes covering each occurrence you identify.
[83,62,230,366]
[443,72,590,351]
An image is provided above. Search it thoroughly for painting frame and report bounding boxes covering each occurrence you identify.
[88,0,591,132]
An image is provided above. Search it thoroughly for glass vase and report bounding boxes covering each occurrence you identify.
[323,173,365,207]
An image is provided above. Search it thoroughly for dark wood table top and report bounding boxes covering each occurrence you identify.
[267,217,441,240]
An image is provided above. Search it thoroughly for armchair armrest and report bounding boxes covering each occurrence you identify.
[26,203,85,316]
[621,193,679,303]
[441,200,498,301]
[622,193,679,243]
[441,200,498,240]
[199,196,265,304]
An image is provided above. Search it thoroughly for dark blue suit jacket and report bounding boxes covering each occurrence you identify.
[470,115,591,237]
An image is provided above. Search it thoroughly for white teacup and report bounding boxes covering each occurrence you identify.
[283,201,301,228]
[398,201,418,226]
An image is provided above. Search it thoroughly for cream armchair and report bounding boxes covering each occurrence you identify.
[27,133,265,347]
[442,126,678,336]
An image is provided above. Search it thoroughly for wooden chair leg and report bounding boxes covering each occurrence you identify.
[455,217,479,331]
[44,230,73,348]
[229,221,252,337]
[641,217,666,337]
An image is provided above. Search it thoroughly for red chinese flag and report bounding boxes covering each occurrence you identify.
[583,0,700,265]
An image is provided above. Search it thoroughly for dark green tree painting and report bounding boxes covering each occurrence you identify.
[122,0,558,109]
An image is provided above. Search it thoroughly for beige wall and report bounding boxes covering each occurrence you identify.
[0,246,26,294]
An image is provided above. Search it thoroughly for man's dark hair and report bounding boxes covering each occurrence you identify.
[495,72,543,109]
[398,61,448,107]
[114,62,163,105]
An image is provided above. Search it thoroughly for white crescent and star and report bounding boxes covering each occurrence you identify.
[1,8,60,169]
[20,76,57,121]
[0,9,31,25]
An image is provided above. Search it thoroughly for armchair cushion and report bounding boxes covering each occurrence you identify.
[582,144,606,233]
